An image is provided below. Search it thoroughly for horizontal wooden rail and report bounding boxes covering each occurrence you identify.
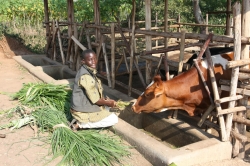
[174,22,233,28]
[217,106,246,115]
[121,28,250,44]
[227,58,250,68]
[215,95,243,104]
[221,85,250,96]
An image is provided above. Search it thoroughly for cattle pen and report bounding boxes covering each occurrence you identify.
[39,0,250,163]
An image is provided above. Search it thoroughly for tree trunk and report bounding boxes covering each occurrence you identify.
[193,0,206,34]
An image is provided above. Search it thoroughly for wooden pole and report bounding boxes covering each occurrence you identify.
[120,28,250,44]
[43,0,51,55]
[94,0,101,42]
[55,20,65,65]
[236,0,250,158]
[173,30,186,119]
[73,22,78,70]
[128,0,136,96]
[71,36,87,51]
[206,14,208,34]
[145,0,152,84]
[66,0,74,69]
[85,22,92,49]
[51,20,56,60]
[225,0,232,47]
[155,12,158,47]
[102,43,112,87]
[111,23,115,88]
[177,13,180,41]
[225,0,232,37]
[226,1,241,146]
[122,48,130,72]
[164,0,169,80]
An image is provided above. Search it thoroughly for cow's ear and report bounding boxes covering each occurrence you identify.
[154,75,162,82]
[154,82,164,97]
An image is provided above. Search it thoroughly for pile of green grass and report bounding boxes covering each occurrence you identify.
[2,82,131,166]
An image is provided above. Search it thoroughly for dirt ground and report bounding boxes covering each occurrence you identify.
[0,35,250,166]
[0,36,152,166]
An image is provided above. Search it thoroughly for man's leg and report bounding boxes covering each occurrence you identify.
[78,113,118,128]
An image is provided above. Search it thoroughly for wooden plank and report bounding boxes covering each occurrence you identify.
[231,130,247,142]
[120,28,250,44]
[217,106,246,115]
[226,58,250,68]
[97,73,142,96]
[140,55,190,70]
[215,95,243,104]
[71,36,87,51]
[197,105,215,127]
[221,85,250,96]
[233,115,250,126]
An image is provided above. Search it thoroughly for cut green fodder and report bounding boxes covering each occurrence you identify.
[8,82,131,165]
[32,107,131,166]
[12,82,72,113]
[115,100,131,111]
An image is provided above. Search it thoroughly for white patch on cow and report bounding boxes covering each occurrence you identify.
[132,101,136,106]
[146,81,154,89]
[140,81,155,96]
[201,54,228,70]
[160,108,168,112]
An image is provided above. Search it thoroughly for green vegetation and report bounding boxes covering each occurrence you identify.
[0,0,237,53]
[1,82,131,165]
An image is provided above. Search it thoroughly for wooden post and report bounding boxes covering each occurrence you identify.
[55,20,65,65]
[177,13,180,41]
[236,0,250,158]
[94,0,101,42]
[86,30,92,49]
[226,2,241,145]
[50,20,55,60]
[128,0,136,96]
[122,48,130,72]
[225,0,232,47]
[226,0,232,36]
[145,0,152,84]
[111,23,115,88]
[178,30,186,74]
[173,30,186,119]
[75,22,86,70]
[164,0,169,80]
[73,22,78,70]
[155,12,158,47]
[43,0,51,55]
[206,14,208,34]
[102,43,112,87]
[66,0,74,69]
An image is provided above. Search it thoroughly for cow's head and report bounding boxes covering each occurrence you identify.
[132,75,167,113]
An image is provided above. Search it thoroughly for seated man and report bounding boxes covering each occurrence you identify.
[70,49,118,129]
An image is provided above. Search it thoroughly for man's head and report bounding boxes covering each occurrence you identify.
[81,49,97,69]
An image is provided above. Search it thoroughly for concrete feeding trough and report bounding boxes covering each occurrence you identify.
[13,55,76,86]
[13,54,232,166]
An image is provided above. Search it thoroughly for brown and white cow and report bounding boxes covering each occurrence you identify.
[132,52,235,116]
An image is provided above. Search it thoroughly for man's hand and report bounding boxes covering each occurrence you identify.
[105,98,116,108]
[95,98,116,108]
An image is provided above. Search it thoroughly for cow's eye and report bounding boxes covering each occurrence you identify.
[145,93,149,98]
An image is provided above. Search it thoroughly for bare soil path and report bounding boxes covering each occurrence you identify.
[0,36,250,166]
